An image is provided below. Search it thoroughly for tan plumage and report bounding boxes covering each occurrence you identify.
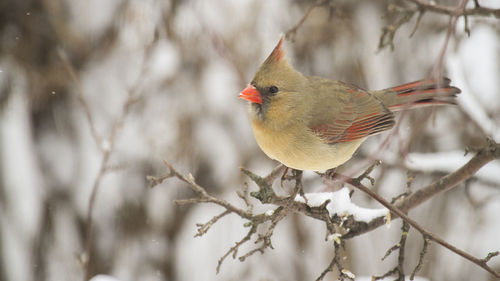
[239,37,461,172]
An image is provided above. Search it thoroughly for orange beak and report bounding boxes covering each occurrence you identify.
[238,85,262,104]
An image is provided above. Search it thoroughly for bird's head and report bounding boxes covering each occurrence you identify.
[239,36,306,123]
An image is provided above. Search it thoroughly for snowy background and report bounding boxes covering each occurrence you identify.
[0,0,499,280]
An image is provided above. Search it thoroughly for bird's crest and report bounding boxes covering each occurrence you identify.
[264,36,286,64]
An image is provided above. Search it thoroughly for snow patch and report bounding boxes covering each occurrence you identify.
[295,188,388,223]
[405,151,500,183]
[90,275,122,281]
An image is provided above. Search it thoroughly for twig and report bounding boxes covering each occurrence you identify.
[378,5,417,51]
[166,161,253,220]
[409,9,425,37]
[482,251,499,263]
[410,235,430,280]
[431,0,469,78]
[285,0,328,40]
[195,210,231,237]
[236,182,253,213]
[316,241,355,281]
[216,224,257,273]
[375,221,409,280]
[58,49,102,151]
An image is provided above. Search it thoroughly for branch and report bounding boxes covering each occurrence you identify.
[379,0,499,52]
[344,139,500,237]
[399,140,500,212]
[406,0,500,18]
[285,0,329,40]
[158,140,500,279]
[333,153,500,279]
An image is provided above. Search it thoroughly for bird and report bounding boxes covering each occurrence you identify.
[238,36,461,172]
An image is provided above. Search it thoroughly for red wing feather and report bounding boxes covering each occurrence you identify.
[309,90,395,144]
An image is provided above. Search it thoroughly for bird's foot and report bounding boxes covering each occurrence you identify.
[280,166,292,187]
[319,168,337,180]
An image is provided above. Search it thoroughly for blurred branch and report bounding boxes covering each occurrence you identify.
[378,5,421,51]
[65,38,156,280]
[399,139,500,212]
[285,0,329,41]
[431,0,468,77]
[406,0,500,18]
[59,49,102,151]
[380,0,500,52]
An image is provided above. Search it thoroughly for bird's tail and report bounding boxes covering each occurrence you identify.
[374,78,461,112]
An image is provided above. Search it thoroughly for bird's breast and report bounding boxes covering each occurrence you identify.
[250,120,365,172]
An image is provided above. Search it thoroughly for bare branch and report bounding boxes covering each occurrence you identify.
[333,161,500,278]
[161,140,500,279]
[431,0,468,77]
[164,161,253,220]
[216,224,257,273]
[345,140,500,238]
[316,241,355,281]
[375,221,410,280]
[195,210,231,237]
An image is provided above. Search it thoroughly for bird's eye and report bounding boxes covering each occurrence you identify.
[269,86,279,94]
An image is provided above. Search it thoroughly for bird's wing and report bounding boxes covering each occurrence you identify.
[309,86,395,144]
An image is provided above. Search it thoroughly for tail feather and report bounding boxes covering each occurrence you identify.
[375,78,461,112]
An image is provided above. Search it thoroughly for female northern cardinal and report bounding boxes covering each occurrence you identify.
[239,37,460,172]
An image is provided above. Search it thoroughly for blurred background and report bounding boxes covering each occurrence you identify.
[0,0,499,280]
